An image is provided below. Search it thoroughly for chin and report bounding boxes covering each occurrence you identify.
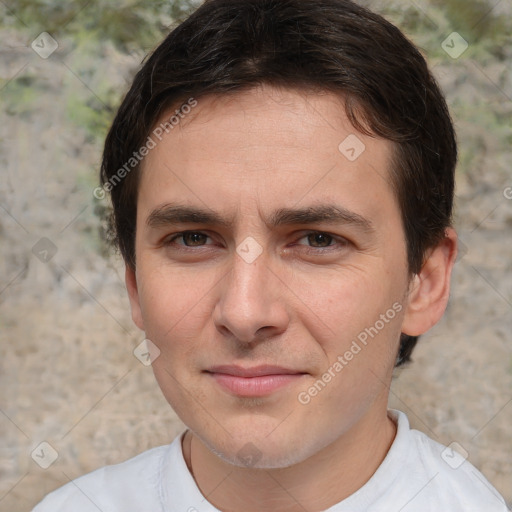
[209,436,311,469]
[191,417,325,470]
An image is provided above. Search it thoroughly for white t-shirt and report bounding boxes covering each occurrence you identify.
[32,409,509,512]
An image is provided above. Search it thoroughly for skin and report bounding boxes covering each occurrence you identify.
[125,84,457,511]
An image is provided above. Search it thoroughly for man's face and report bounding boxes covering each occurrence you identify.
[128,85,411,468]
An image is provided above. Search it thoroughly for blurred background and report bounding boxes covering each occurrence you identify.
[0,0,511,510]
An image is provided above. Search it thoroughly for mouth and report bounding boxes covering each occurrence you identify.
[205,365,308,397]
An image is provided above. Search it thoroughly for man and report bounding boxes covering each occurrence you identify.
[34,0,509,510]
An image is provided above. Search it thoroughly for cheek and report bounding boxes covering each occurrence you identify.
[301,266,392,342]
[137,264,213,351]
[306,282,403,407]
[300,265,404,396]
[139,267,212,416]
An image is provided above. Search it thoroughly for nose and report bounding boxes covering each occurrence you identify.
[213,247,290,345]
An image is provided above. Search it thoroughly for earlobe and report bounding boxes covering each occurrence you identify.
[401,228,458,336]
[125,265,145,331]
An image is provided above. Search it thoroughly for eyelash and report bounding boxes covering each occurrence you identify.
[164,230,348,254]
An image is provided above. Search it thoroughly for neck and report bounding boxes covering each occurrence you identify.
[182,404,397,512]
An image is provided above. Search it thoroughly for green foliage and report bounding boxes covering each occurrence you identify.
[3,0,202,52]
[433,0,511,59]
[379,1,511,61]
[377,1,511,180]
[431,0,508,42]
[1,75,40,117]
[65,91,114,144]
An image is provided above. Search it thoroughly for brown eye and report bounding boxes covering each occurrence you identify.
[292,231,350,256]
[305,232,334,248]
[181,232,208,246]
[165,231,211,247]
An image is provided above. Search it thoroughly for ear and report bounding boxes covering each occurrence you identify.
[125,264,145,331]
[401,228,458,336]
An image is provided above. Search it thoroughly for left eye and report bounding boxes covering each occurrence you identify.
[297,232,337,248]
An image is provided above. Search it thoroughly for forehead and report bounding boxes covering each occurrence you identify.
[138,85,397,228]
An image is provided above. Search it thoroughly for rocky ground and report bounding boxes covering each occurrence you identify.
[0,1,511,510]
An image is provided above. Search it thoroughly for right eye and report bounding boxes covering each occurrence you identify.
[164,231,216,248]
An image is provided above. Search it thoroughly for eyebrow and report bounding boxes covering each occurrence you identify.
[146,203,374,233]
